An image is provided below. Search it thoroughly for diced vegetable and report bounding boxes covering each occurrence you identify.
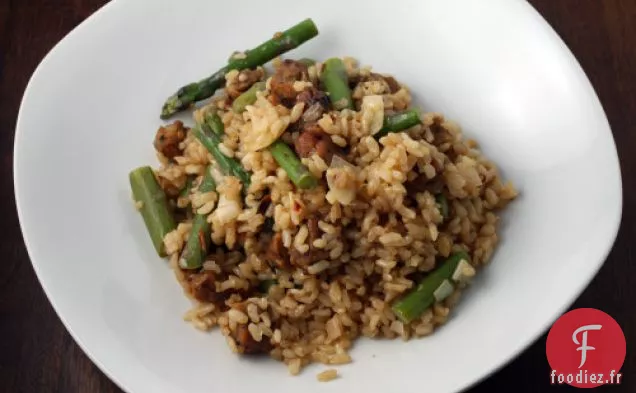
[211,177,243,224]
[436,194,449,220]
[242,96,290,152]
[179,176,195,198]
[361,95,385,135]
[451,258,476,284]
[259,279,278,294]
[179,167,217,270]
[198,166,218,192]
[320,58,353,110]
[213,197,241,223]
[263,217,275,232]
[325,155,357,205]
[432,279,454,302]
[193,113,252,188]
[391,252,470,324]
[298,58,316,66]
[269,140,318,189]
[232,81,267,113]
[205,112,225,137]
[129,166,177,257]
[375,109,421,139]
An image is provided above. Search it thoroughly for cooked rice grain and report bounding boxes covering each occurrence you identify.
[317,369,339,382]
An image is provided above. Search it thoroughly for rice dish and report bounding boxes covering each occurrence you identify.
[129,19,517,377]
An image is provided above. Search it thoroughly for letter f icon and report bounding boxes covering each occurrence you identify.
[572,324,602,368]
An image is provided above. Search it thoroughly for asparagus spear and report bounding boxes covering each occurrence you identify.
[298,58,316,66]
[129,166,177,257]
[198,166,217,192]
[179,176,195,198]
[264,217,275,232]
[259,279,278,294]
[205,111,226,137]
[436,194,449,220]
[374,109,422,139]
[232,81,266,113]
[160,68,225,120]
[179,167,217,269]
[269,140,318,189]
[202,110,315,190]
[320,58,353,110]
[392,252,470,324]
[192,114,252,187]
[161,19,319,119]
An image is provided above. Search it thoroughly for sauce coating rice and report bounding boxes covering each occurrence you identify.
[136,56,517,375]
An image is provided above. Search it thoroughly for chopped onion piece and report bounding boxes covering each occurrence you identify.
[433,279,454,302]
[451,259,476,284]
[361,95,385,135]
[210,177,242,224]
[326,155,357,206]
[212,195,240,223]
[208,164,226,186]
[330,154,353,169]
[302,103,324,123]
[242,95,290,152]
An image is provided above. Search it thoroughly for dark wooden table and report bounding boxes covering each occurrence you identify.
[1,1,634,392]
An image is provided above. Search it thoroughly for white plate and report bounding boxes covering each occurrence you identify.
[14,0,622,392]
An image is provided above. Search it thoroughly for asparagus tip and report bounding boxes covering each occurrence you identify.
[301,18,319,36]
[297,174,319,190]
[160,95,180,119]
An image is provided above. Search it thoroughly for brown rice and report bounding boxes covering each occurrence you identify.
[143,57,517,376]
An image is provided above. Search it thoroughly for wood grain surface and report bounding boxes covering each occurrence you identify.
[1,0,634,392]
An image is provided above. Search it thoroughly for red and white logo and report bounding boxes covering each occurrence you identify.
[546,308,626,388]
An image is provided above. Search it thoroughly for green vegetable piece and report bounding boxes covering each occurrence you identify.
[263,217,275,232]
[436,194,449,220]
[192,114,252,188]
[225,19,319,70]
[232,81,267,113]
[161,19,319,118]
[320,58,353,110]
[178,167,217,270]
[375,109,421,139]
[259,279,278,294]
[298,58,316,66]
[392,252,470,324]
[269,140,318,189]
[179,215,211,270]
[129,166,177,257]
[179,176,195,199]
[205,111,225,137]
[198,167,217,194]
